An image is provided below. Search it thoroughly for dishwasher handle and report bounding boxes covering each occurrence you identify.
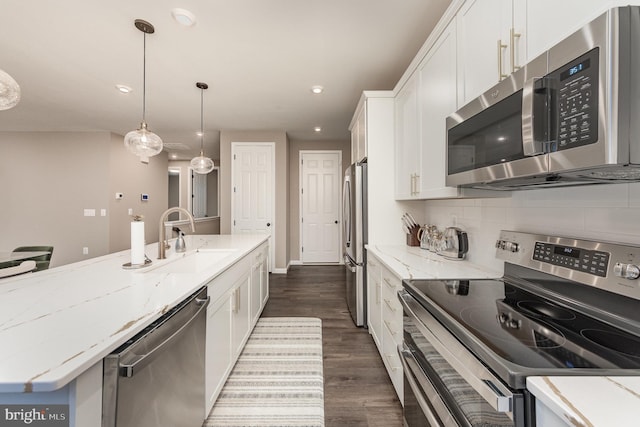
[119,296,210,377]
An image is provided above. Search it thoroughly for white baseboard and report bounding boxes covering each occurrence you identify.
[289,260,303,266]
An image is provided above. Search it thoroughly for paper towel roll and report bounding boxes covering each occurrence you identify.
[131,221,145,265]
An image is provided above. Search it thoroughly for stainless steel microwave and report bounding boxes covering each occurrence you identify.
[446,6,640,190]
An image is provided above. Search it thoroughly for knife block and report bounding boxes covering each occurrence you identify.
[406,227,420,247]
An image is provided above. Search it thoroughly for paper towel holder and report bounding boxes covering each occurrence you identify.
[122,255,153,270]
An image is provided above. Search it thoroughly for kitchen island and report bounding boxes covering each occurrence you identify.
[0,234,269,426]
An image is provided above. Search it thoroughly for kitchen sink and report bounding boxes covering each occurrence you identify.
[145,249,238,274]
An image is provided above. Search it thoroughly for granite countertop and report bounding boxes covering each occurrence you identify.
[366,244,503,280]
[527,376,640,426]
[0,234,268,394]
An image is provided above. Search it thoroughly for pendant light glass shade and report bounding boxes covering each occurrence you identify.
[0,68,21,111]
[124,121,163,157]
[191,82,214,174]
[125,19,163,158]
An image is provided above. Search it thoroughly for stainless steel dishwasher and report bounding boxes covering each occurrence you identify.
[102,286,209,427]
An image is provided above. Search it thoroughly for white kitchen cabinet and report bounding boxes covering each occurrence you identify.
[366,250,404,402]
[457,0,629,107]
[205,241,269,414]
[416,19,460,199]
[250,247,269,324]
[231,273,251,358]
[350,104,367,163]
[366,252,383,351]
[205,294,232,414]
[457,0,516,106]
[394,74,420,199]
[522,0,621,61]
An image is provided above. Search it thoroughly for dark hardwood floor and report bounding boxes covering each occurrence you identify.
[261,265,403,427]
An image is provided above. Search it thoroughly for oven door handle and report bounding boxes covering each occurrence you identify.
[399,344,456,427]
[399,290,514,416]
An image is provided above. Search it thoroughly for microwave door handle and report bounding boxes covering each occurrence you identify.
[522,77,544,156]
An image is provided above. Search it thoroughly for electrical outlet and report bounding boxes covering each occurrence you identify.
[100,209,107,217]
[82,247,89,255]
[128,208,133,215]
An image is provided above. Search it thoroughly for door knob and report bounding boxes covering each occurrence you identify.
[267,223,271,227]
[335,220,338,224]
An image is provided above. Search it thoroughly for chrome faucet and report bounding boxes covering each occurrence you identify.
[158,207,195,259]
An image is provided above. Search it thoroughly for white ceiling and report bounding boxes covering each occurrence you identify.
[0,0,451,160]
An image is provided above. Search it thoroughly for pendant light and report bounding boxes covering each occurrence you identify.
[124,19,163,158]
[190,82,214,174]
[0,68,20,111]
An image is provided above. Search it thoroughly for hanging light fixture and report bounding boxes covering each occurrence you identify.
[190,82,214,174]
[0,68,20,111]
[124,19,163,158]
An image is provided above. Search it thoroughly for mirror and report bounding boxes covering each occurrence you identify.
[168,167,181,221]
[190,167,219,218]
[167,163,219,220]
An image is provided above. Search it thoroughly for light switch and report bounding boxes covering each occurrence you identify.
[84,209,96,217]
[101,209,107,217]
[128,208,133,215]
[83,247,89,255]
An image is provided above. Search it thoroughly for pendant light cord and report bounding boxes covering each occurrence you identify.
[200,87,205,155]
[142,32,147,123]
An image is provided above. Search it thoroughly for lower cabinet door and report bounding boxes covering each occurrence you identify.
[231,275,251,358]
[205,293,232,414]
[382,320,404,402]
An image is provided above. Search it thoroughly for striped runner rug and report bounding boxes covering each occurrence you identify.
[204,317,325,427]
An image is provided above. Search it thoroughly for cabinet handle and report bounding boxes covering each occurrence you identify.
[384,320,397,335]
[376,283,380,304]
[414,174,420,195]
[510,28,521,73]
[497,39,508,81]
[383,277,394,289]
[384,298,397,312]
[385,354,400,371]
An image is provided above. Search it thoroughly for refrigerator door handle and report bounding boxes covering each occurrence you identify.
[343,177,351,248]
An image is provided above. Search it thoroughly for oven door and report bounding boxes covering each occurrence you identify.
[399,289,526,427]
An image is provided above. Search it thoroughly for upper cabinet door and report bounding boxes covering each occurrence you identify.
[520,0,615,62]
[457,0,513,106]
[394,75,420,199]
[417,20,460,199]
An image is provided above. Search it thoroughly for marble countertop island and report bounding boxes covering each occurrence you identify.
[0,234,268,394]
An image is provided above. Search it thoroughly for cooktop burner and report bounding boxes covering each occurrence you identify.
[404,278,640,371]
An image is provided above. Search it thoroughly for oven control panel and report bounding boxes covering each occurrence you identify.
[533,242,609,277]
[496,231,640,301]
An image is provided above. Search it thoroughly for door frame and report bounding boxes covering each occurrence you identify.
[298,150,343,264]
[231,142,276,272]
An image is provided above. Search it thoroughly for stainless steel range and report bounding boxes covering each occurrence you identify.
[399,231,640,426]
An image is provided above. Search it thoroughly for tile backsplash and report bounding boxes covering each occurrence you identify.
[422,182,640,272]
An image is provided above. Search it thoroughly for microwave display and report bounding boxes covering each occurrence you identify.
[561,58,591,81]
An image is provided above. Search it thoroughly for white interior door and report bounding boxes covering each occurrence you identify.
[300,151,342,263]
[232,143,275,271]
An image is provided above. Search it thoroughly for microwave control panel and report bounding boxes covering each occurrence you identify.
[550,48,599,151]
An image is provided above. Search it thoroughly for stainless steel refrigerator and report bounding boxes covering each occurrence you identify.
[343,161,367,327]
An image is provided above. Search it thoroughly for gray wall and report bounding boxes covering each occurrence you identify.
[0,131,168,267]
[108,133,169,253]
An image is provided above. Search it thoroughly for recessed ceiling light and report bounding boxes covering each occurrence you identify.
[172,8,196,27]
[311,86,324,94]
[170,153,178,159]
[115,84,132,94]
[196,131,204,137]
[314,126,322,132]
